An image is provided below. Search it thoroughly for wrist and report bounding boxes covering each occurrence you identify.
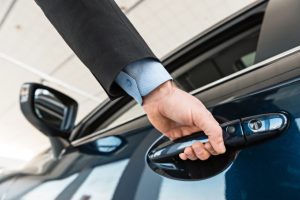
[143,81,174,106]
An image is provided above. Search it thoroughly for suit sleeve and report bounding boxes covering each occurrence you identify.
[34,0,158,98]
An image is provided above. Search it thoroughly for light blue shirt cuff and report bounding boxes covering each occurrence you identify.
[115,59,172,104]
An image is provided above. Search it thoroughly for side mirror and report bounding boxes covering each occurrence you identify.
[19,83,78,140]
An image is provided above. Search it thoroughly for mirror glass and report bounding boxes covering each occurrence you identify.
[34,89,67,129]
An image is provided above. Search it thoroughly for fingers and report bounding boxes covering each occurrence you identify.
[204,142,218,155]
[192,142,210,160]
[179,143,211,161]
[179,153,187,160]
[183,147,198,160]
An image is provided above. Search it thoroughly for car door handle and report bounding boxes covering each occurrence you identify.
[148,113,288,162]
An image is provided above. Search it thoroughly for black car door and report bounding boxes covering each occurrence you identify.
[142,51,300,200]
[130,0,300,199]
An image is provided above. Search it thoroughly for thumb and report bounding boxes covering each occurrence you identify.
[193,108,226,154]
[205,123,225,154]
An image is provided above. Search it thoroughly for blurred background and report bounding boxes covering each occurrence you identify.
[0,0,255,172]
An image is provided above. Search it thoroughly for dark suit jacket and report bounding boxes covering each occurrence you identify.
[35,0,158,98]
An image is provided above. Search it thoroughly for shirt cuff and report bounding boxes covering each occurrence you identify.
[115,59,172,104]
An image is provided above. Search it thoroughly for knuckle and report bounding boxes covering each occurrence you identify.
[204,142,211,149]
[192,142,202,150]
[195,149,206,158]
[184,147,193,155]
[187,153,195,159]
[174,132,181,139]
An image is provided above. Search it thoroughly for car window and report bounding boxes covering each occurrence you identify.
[174,29,258,92]
[21,159,129,200]
[106,103,145,129]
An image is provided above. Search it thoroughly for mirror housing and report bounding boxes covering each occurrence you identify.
[19,83,78,140]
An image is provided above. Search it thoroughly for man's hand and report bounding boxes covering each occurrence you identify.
[143,81,226,160]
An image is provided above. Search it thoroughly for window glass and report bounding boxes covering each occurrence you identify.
[175,30,259,92]
[106,103,145,129]
[240,52,256,68]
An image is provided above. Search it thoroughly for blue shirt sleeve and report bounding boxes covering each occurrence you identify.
[115,59,172,104]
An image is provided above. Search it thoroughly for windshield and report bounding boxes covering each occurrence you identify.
[0,0,257,174]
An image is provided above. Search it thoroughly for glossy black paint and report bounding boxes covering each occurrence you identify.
[211,78,300,200]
